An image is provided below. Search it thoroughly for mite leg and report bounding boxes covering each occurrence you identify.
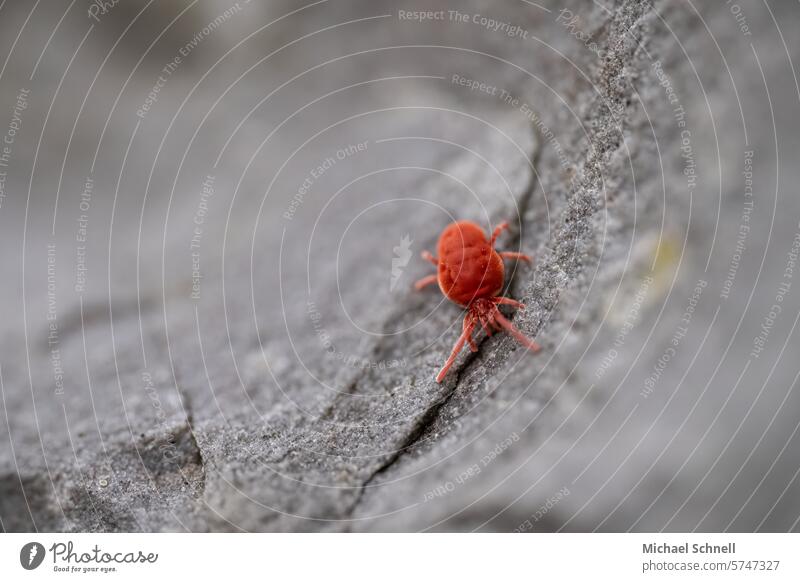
[413,274,438,290]
[464,316,479,352]
[492,308,541,353]
[436,319,476,383]
[490,221,509,245]
[493,296,525,310]
[478,313,494,337]
[499,251,532,263]
[421,250,439,266]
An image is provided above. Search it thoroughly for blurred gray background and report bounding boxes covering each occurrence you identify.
[1,0,800,532]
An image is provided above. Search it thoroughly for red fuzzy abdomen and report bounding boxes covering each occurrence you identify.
[437,221,504,306]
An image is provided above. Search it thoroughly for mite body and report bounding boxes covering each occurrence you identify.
[415,220,541,382]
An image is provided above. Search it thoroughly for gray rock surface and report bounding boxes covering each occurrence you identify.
[2,0,800,531]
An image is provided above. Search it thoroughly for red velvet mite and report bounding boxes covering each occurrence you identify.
[415,220,541,382]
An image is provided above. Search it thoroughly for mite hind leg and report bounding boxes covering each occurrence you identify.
[490,221,509,245]
[499,251,532,263]
[413,274,438,290]
[414,250,440,290]
[421,250,438,266]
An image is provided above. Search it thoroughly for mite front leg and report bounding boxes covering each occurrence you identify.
[499,251,532,263]
[413,274,438,290]
[478,313,494,337]
[436,319,476,383]
[493,296,525,310]
[464,315,479,352]
[491,307,541,353]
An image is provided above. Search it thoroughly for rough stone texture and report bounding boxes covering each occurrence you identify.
[2,0,800,532]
